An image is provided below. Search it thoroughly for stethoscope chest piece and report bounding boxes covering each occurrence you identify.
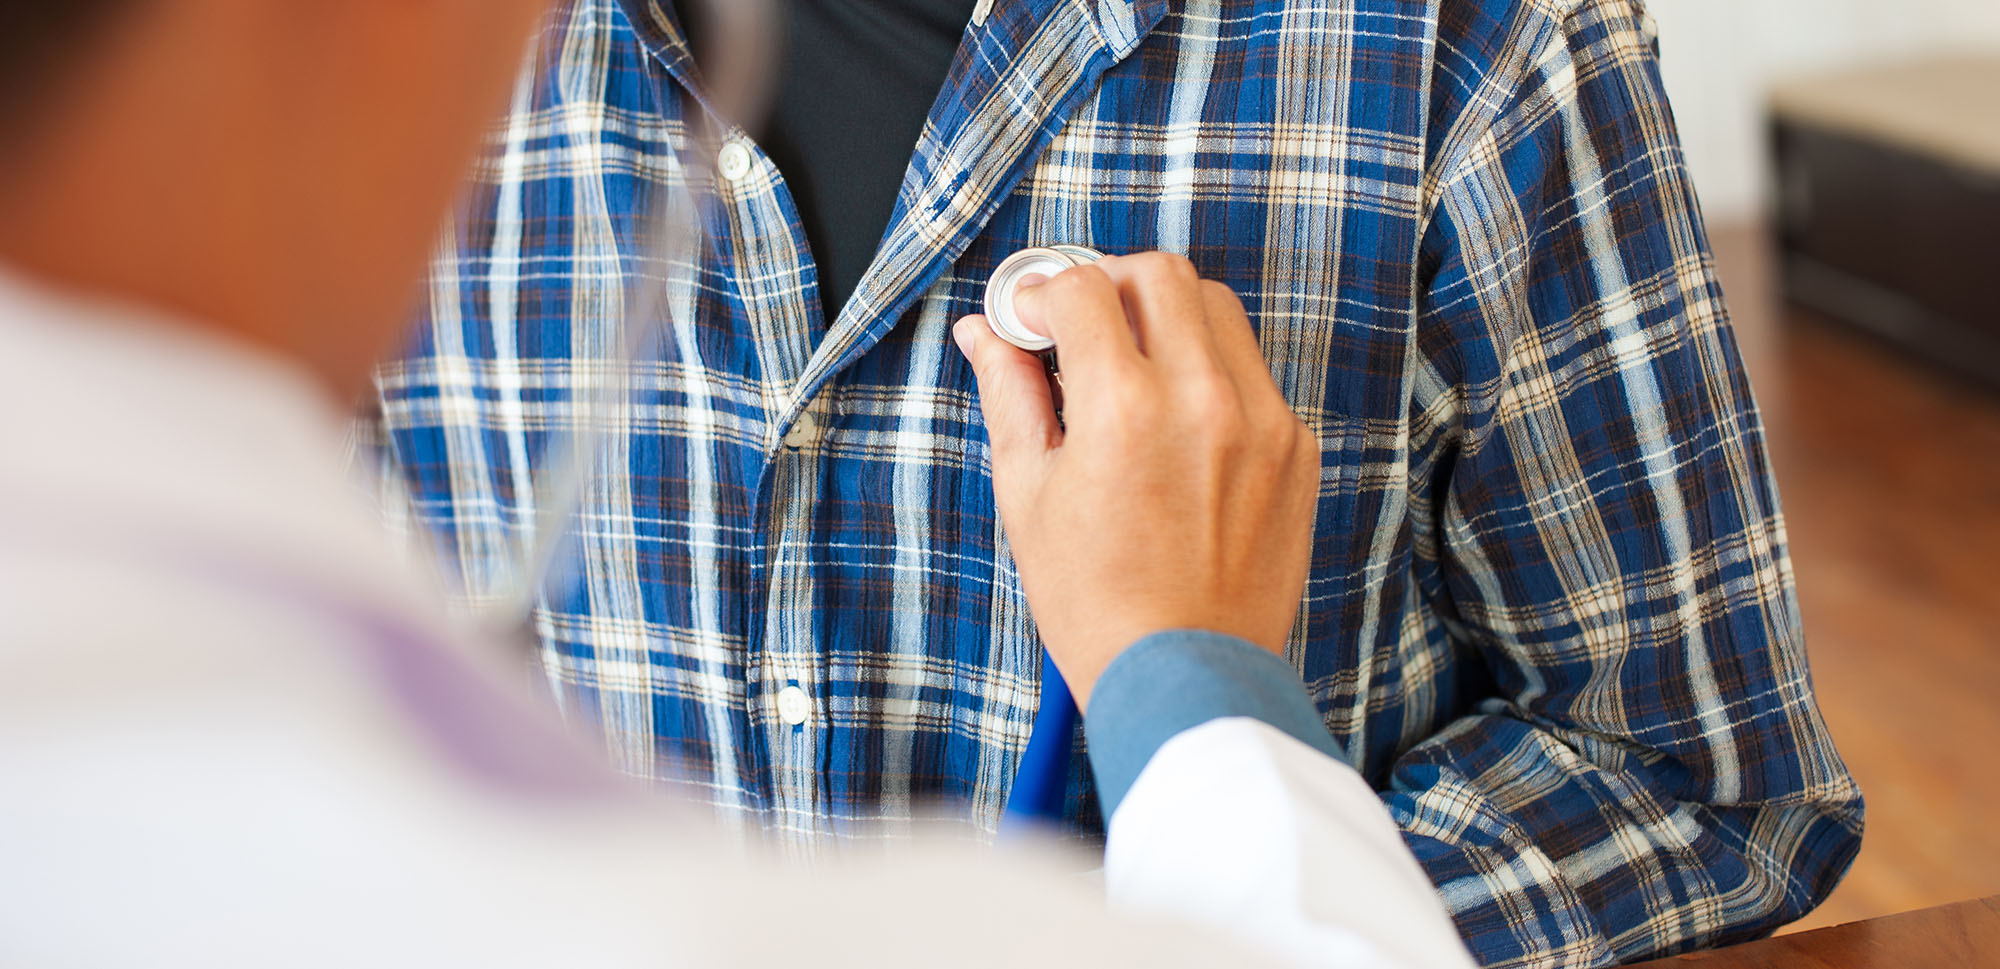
[982,245,1106,352]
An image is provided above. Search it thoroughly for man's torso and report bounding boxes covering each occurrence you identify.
[380,0,1513,837]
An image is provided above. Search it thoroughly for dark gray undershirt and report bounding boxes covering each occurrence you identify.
[678,0,979,322]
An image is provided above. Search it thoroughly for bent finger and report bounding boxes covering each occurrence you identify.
[954,316,1061,473]
[1095,252,1221,374]
[1011,266,1145,412]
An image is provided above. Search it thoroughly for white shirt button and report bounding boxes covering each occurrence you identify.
[775,686,811,726]
[717,140,754,182]
[782,411,819,449]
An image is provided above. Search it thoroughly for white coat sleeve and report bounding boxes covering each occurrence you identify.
[1085,631,1479,969]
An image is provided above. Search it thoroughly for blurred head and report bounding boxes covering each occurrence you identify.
[0,0,552,394]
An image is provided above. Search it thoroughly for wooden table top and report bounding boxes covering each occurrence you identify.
[1626,896,2000,968]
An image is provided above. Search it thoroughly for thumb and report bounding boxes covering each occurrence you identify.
[953,316,1061,474]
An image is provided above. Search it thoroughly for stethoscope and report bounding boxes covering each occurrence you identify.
[985,245,1106,828]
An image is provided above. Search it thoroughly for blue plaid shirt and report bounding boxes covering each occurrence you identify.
[370,0,1863,964]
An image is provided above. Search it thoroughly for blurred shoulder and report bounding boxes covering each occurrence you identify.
[1424,0,1663,174]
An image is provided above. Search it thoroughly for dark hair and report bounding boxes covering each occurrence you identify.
[0,2,136,136]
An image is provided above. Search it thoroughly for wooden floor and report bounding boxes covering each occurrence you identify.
[1708,226,2000,933]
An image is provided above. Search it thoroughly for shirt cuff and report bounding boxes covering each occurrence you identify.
[1083,630,1343,818]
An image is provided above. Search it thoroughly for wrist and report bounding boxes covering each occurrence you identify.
[1081,629,1343,818]
[1045,615,1286,712]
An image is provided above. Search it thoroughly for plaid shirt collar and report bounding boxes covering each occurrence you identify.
[631,0,1175,419]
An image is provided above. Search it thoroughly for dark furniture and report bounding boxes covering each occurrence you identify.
[1627,896,2000,968]
[1771,58,2000,389]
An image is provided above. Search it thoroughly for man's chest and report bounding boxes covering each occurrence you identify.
[622,0,1437,461]
[642,0,1437,587]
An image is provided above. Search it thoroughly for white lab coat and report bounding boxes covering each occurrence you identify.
[0,267,1476,969]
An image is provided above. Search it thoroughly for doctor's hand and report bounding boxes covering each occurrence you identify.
[953,253,1320,711]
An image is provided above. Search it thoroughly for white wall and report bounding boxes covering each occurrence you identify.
[1647,0,2000,223]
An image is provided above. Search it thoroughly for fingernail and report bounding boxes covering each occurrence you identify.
[952,318,977,357]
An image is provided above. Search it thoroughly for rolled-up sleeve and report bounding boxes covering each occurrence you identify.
[1398,0,1865,963]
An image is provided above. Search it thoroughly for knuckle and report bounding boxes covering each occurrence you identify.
[1252,405,1308,456]
[1126,251,1199,286]
[1188,381,1246,438]
[1292,445,1323,493]
[1290,419,1323,474]
[1294,411,1320,443]
[1293,417,1321,456]
[1200,279,1247,314]
[1297,443,1324,483]
[1260,403,1305,442]
[1054,263,1112,296]
[1214,406,1251,444]
[974,346,1015,384]
[1178,371,1232,411]
[1249,417,1290,458]
[1254,421,1297,467]
[1119,379,1165,426]
[1087,376,1159,437]
[1160,252,1202,284]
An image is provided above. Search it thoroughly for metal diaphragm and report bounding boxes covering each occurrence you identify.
[982,245,1106,352]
